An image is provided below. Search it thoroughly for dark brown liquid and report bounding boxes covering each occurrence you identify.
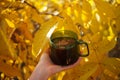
[50,37,80,66]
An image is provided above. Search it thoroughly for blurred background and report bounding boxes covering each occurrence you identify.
[0,0,120,80]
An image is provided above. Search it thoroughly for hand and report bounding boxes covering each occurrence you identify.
[40,48,81,75]
[29,48,81,80]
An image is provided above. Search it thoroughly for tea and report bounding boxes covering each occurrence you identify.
[50,30,89,66]
[50,37,80,66]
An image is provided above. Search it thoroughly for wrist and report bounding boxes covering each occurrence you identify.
[29,62,50,80]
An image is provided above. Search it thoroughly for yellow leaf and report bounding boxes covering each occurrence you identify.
[97,37,116,55]
[32,16,59,57]
[58,12,80,35]
[1,8,20,23]
[72,3,83,26]
[30,8,44,24]
[82,0,92,14]
[0,60,22,77]
[117,0,120,4]
[94,0,116,19]
[114,6,120,33]
[79,64,98,80]
[5,18,15,28]
[90,32,102,43]
[16,22,33,41]
[102,58,120,75]
[81,0,92,23]
[0,19,9,35]
[90,17,100,34]
[0,20,17,59]
[100,58,120,80]
[63,63,98,80]
[116,17,120,33]
[49,71,66,80]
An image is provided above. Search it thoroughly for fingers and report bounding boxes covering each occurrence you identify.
[73,57,81,66]
[44,48,50,54]
[59,57,82,71]
[41,48,82,73]
[40,48,50,60]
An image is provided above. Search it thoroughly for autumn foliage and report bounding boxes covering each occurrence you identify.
[0,0,120,80]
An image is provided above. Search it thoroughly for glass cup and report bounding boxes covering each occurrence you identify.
[49,30,89,66]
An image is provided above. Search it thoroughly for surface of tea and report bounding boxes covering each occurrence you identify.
[53,37,75,49]
[50,37,79,66]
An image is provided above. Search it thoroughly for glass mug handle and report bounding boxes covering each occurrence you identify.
[77,40,89,57]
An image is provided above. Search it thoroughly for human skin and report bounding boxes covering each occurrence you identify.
[29,49,81,80]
